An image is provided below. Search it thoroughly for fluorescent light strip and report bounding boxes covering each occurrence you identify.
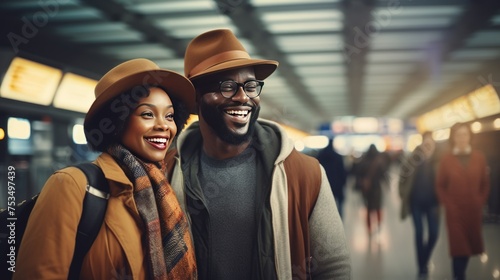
[252,0,340,6]
[262,10,343,22]
[129,0,216,13]
[268,21,343,33]
[155,15,230,28]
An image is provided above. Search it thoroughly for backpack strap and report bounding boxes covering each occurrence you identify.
[68,162,110,280]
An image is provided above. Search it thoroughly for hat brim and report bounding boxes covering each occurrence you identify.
[189,58,278,81]
[84,69,195,129]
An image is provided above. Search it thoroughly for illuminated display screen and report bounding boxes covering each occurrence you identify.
[0,57,62,106]
[53,72,97,113]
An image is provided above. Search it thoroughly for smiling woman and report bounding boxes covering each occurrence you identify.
[121,87,177,163]
[13,59,198,280]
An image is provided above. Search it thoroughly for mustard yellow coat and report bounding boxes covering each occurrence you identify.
[14,153,148,279]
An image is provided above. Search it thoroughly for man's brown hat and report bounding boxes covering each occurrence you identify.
[84,58,195,130]
[184,29,279,81]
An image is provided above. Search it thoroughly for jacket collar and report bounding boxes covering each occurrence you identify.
[95,152,134,189]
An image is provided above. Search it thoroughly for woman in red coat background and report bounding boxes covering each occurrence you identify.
[436,122,490,280]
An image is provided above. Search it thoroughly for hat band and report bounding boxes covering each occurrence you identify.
[189,50,250,77]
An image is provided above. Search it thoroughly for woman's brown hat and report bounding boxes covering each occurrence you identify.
[184,29,279,81]
[84,58,195,130]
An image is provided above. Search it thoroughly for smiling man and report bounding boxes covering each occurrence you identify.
[166,29,351,280]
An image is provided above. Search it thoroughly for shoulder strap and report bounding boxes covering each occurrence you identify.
[284,150,321,279]
[68,162,110,280]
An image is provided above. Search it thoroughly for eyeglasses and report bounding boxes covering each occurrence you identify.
[217,80,264,99]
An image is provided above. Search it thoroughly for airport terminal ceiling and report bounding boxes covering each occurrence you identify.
[1,0,500,133]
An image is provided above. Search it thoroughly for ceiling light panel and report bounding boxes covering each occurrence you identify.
[155,15,231,29]
[370,31,441,50]
[126,0,216,14]
[372,16,454,29]
[49,8,105,22]
[465,31,500,47]
[0,0,79,10]
[363,84,402,93]
[251,0,341,6]
[365,73,409,84]
[318,97,348,104]
[367,50,424,62]
[276,35,343,52]
[363,90,397,99]
[261,76,286,88]
[261,82,290,92]
[261,86,294,97]
[260,90,293,101]
[295,65,345,76]
[268,21,343,33]
[450,49,500,60]
[100,44,175,59]
[308,86,346,95]
[53,22,131,35]
[68,31,145,43]
[167,25,238,39]
[376,5,463,17]
[155,59,185,74]
[302,77,346,88]
[153,13,236,39]
[288,53,344,65]
[259,77,295,98]
[262,10,343,22]
[312,93,347,100]
[156,60,184,70]
[365,63,416,74]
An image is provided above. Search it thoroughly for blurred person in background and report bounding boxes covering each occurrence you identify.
[436,122,490,280]
[399,131,440,279]
[317,137,348,219]
[359,144,388,236]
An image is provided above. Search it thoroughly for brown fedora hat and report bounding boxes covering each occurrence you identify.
[184,29,279,81]
[84,58,195,130]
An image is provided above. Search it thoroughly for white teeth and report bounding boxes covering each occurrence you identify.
[146,138,167,144]
[225,110,249,116]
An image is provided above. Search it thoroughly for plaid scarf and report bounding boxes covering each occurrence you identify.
[108,144,197,280]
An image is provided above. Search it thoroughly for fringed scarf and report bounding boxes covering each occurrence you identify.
[108,144,197,280]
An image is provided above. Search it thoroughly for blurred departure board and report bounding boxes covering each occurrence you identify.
[0,57,62,105]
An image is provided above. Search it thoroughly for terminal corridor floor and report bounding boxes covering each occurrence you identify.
[342,165,500,280]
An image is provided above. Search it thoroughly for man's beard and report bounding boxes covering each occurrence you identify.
[200,101,260,145]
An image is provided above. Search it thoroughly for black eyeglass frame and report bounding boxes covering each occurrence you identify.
[217,80,265,99]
